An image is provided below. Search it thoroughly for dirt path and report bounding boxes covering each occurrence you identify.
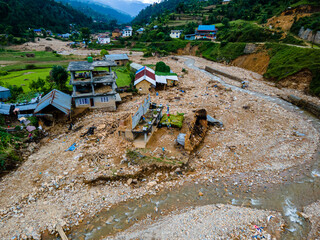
[0,54,319,239]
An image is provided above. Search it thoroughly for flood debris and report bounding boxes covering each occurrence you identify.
[207,115,223,127]
[81,126,96,137]
[184,109,208,153]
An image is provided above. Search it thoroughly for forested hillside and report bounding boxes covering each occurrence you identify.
[60,0,133,23]
[0,0,95,36]
[133,0,320,25]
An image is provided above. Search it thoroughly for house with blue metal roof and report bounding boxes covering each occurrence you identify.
[0,86,11,101]
[195,25,217,40]
[34,89,72,117]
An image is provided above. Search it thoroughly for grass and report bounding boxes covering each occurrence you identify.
[198,42,246,63]
[155,71,177,76]
[0,50,65,62]
[265,43,320,96]
[0,68,52,91]
[114,67,132,87]
[290,0,320,8]
[160,113,185,128]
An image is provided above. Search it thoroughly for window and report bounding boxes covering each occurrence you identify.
[101,96,109,102]
[78,98,89,105]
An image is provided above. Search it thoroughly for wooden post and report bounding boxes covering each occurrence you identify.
[56,224,68,240]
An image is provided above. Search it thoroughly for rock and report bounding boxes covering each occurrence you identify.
[127,178,133,185]
[147,181,157,188]
[132,179,138,184]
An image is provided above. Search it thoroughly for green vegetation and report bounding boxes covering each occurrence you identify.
[114,67,132,87]
[0,68,52,92]
[160,113,184,128]
[126,149,181,166]
[50,65,68,91]
[198,42,246,63]
[155,61,171,72]
[291,12,320,35]
[265,43,320,96]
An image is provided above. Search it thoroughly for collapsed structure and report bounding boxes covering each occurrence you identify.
[118,95,163,148]
[67,60,121,111]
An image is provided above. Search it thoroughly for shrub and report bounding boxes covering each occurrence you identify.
[0,70,8,76]
[156,61,170,72]
[25,64,36,70]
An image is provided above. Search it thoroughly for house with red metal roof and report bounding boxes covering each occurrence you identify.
[134,66,156,94]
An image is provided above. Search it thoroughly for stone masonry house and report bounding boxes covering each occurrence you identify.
[134,66,156,94]
[67,60,121,111]
[104,54,129,66]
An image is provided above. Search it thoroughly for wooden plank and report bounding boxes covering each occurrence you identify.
[56,224,68,240]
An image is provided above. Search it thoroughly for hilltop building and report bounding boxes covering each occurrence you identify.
[122,26,133,37]
[137,28,145,34]
[170,30,183,39]
[67,59,121,111]
[195,25,217,40]
[104,54,129,66]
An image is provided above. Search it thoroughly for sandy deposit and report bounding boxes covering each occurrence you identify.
[107,204,284,240]
[0,53,319,239]
[302,200,320,239]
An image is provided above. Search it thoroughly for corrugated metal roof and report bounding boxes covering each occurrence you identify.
[0,103,11,115]
[130,63,143,72]
[0,86,10,92]
[16,103,38,111]
[197,25,216,31]
[67,60,117,71]
[104,54,129,61]
[34,89,72,115]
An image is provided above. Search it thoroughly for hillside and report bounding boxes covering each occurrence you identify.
[0,0,95,35]
[60,0,133,23]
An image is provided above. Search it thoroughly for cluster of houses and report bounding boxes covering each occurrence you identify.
[0,53,179,125]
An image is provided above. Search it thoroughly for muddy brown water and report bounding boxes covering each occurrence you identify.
[49,58,320,239]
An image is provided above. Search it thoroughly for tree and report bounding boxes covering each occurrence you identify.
[50,66,68,90]
[222,18,230,28]
[100,49,109,57]
[81,27,91,45]
[156,61,170,73]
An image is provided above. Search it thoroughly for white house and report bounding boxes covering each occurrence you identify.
[170,30,183,39]
[98,35,110,44]
[122,26,133,37]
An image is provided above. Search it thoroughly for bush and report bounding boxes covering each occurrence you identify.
[0,70,8,76]
[25,64,36,70]
[28,116,39,128]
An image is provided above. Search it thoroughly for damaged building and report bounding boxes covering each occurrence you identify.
[118,95,163,148]
[67,60,121,111]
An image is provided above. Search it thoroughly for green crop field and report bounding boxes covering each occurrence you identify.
[0,68,52,91]
[115,68,132,87]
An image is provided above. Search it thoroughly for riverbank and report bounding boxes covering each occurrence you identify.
[107,204,284,240]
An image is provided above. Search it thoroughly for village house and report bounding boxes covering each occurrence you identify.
[34,89,71,124]
[185,34,196,40]
[61,33,71,38]
[112,29,122,38]
[170,30,183,39]
[134,66,156,94]
[136,28,145,34]
[33,29,42,36]
[122,26,133,37]
[97,35,110,44]
[104,54,129,66]
[222,0,231,5]
[0,86,11,101]
[133,66,179,94]
[195,25,217,40]
[67,59,121,111]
